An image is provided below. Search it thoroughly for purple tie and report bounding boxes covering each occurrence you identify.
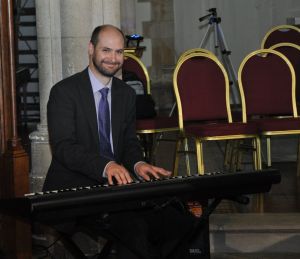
[98,88,114,159]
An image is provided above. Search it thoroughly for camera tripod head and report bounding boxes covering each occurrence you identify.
[199,7,221,24]
[208,8,217,16]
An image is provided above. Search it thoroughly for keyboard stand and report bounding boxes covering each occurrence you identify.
[167,195,250,259]
[34,195,250,259]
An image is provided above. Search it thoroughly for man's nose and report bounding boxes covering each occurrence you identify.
[110,51,117,62]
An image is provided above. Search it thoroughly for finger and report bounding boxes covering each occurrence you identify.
[152,166,172,176]
[118,169,133,184]
[139,171,151,181]
[113,173,124,185]
[149,170,160,179]
[107,174,114,185]
[144,166,168,179]
[124,170,133,183]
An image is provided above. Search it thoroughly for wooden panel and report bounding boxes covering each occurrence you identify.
[0,0,31,258]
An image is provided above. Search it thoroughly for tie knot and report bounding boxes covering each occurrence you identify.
[100,87,109,99]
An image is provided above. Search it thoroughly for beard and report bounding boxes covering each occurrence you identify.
[92,55,121,77]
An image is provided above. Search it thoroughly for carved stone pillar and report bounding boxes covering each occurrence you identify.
[29,0,62,192]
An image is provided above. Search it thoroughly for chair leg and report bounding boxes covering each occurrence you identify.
[195,138,204,175]
[252,137,262,171]
[152,132,165,165]
[229,140,240,172]
[236,140,244,171]
[255,136,262,170]
[253,193,264,213]
[183,137,192,176]
[266,136,272,167]
[223,140,233,170]
[173,138,181,176]
[296,136,300,177]
[138,133,155,163]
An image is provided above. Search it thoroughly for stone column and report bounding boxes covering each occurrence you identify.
[120,0,136,34]
[60,0,121,78]
[30,0,121,192]
[29,0,62,192]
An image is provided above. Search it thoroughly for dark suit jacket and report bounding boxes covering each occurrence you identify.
[43,68,144,191]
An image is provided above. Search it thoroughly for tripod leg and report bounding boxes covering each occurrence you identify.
[216,24,240,104]
[199,23,213,48]
[213,22,219,49]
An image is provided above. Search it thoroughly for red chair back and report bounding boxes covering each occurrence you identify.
[123,53,150,93]
[173,53,232,126]
[238,49,297,118]
[261,25,300,49]
[269,43,300,102]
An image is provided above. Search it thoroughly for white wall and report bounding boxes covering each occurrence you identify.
[174,0,300,70]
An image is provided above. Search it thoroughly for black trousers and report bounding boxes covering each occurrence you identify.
[76,201,197,259]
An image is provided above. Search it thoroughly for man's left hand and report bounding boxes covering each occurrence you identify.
[135,162,172,181]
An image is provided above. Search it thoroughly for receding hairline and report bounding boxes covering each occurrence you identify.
[90,24,125,46]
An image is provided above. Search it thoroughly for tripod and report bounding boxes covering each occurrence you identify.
[199,8,240,105]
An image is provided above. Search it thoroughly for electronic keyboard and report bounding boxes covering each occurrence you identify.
[0,169,281,223]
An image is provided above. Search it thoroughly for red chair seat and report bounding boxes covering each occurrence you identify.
[185,121,258,137]
[136,116,178,131]
[252,117,300,132]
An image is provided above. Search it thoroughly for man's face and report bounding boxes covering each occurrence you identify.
[90,29,124,77]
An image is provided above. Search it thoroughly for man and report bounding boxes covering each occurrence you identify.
[44,25,195,259]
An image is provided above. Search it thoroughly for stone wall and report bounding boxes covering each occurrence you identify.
[139,0,175,113]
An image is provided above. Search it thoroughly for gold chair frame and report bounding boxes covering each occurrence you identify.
[177,48,215,62]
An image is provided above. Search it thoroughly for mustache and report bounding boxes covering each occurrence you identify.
[102,61,120,66]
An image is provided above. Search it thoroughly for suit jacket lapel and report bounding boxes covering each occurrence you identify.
[78,68,100,150]
[111,78,124,157]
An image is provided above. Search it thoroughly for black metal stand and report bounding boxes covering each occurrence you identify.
[35,195,249,259]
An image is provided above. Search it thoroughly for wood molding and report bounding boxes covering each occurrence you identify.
[0,0,31,258]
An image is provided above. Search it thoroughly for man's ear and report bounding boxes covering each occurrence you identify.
[88,42,94,56]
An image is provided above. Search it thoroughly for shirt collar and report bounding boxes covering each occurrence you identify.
[88,67,112,93]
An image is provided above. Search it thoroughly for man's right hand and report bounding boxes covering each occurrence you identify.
[105,161,133,185]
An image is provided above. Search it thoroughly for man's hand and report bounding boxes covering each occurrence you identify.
[105,162,133,185]
[135,162,172,181]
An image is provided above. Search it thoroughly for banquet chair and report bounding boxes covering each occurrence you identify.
[261,24,300,49]
[177,48,243,170]
[173,52,261,175]
[174,48,217,174]
[123,52,179,165]
[238,48,300,174]
[268,43,300,175]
